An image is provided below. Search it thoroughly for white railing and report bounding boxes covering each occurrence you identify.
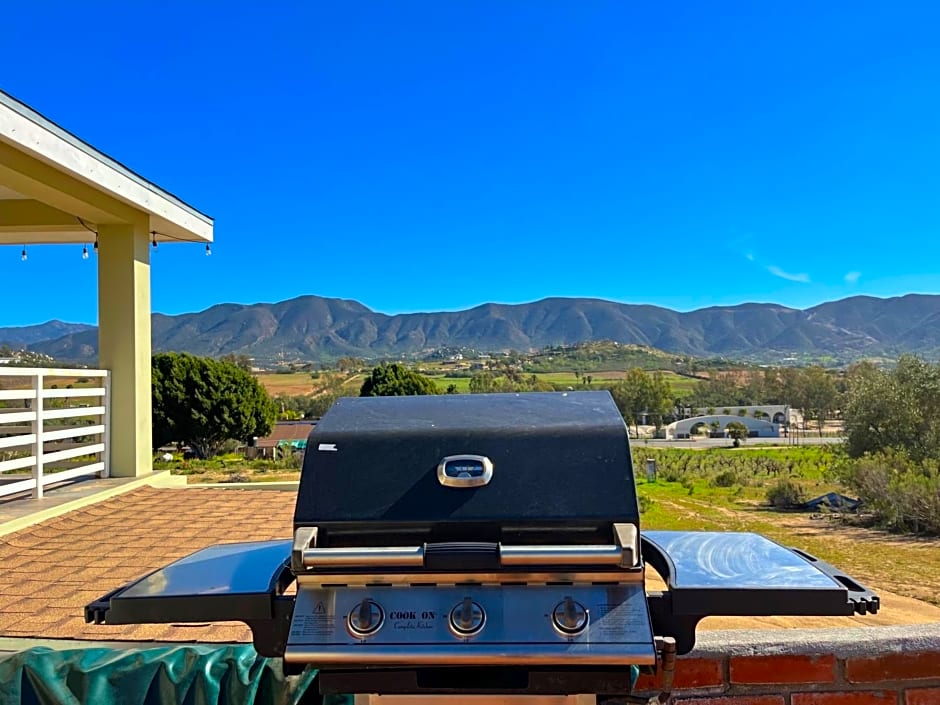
[0,368,110,499]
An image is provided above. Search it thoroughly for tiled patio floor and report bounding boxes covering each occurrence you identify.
[0,486,295,643]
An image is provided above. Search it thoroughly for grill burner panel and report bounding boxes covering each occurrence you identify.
[285,584,657,667]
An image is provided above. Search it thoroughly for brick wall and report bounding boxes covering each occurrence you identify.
[632,625,940,705]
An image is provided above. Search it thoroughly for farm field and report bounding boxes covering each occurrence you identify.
[639,479,940,626]
[633,446,940,612]
[257,371,363,396]
[639,480,940,620]
[256,369,699,397]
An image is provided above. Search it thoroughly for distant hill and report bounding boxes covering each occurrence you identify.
[0,320,95,348]
[18,293,940,365]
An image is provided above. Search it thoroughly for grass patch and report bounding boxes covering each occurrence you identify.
[429,376,472,393]
[635,447,940,607]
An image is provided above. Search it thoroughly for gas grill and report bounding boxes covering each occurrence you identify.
[86,391,879,703]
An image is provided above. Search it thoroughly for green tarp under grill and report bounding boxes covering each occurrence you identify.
[0,644,346,705]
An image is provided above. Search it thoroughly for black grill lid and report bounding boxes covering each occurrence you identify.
[293,391,638,534]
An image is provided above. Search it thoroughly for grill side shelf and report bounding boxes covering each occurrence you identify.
[641,530,880,655]
[786,546,881,616]
[83,539,295,657]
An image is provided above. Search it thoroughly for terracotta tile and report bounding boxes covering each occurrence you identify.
[8,548,55,559]
[0,487,297,642]
[6,561,60,576]
[6,581,75,599]
[1,597,40,612]
[198,630,251,643]
[3,627,45,638]
[121,624,176,640]
[26,610,70,626]
[58,590,116,608]
[39,617,92,639]
[0,613,28,630]
[1,536,44,549]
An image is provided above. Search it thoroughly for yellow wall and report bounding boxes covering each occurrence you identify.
[97,222,152,477]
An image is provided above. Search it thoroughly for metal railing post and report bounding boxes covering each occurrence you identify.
[102,370,111,478]
[31,372,44,499]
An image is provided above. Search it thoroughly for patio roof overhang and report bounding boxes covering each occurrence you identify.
[0,89,215,481]
[0,90,213,245]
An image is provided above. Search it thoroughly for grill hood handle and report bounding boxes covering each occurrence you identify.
[297,523,638,570]
[424,542,500,570]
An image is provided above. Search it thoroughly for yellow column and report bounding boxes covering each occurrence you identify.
[97,221,152,477]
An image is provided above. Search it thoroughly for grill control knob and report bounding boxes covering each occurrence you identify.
[552,597,588,635]
[449,597,485,636]
[347,599,384,637]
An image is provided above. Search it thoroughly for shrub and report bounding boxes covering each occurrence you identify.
[710,470,737,488]
[835,451,940,535]
[766,479,805,509]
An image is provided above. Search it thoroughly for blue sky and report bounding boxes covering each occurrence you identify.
[2,2,940,326]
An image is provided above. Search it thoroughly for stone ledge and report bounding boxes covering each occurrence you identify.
[690,623,940,659]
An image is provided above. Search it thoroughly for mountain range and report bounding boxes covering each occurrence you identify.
[3,294,940,365]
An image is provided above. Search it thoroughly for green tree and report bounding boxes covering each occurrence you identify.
[688,374,750,407]
[726,421,749,447]
[469,371,497,393]
[610,368,673,435]
[359,363,440,397]
[842,356,940,461]
[336,356,365,372]
[304,392,340,419]
[152,352,276,459]
[801,366,839,436]
[646,371,673,430]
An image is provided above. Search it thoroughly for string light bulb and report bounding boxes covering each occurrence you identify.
[205,243,212,256]
[21,245,27,262]
[93,234,99,253]
[82,244,89,260]
[151,231,158,249]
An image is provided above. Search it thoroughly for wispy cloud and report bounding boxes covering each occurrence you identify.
[844,271,861,284]
[767,265,811,283]
[741,249,811,284]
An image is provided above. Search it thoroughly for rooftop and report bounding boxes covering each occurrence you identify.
[0,89,212,245]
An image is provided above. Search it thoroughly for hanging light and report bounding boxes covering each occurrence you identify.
[93,234,99,253]
[20,245,27,262]
[205,243,212,256]
[151,231,158,249]
[82,244,89,260]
